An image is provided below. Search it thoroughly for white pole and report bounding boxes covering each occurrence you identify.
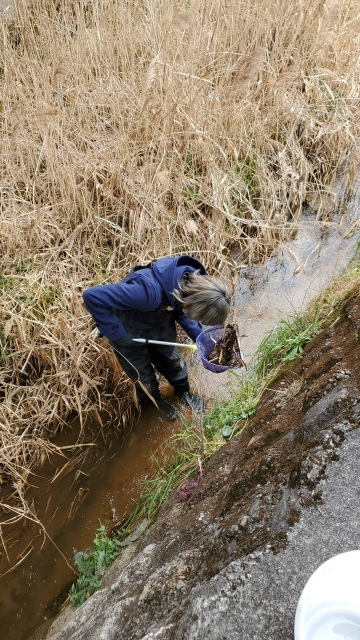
[132,338,197,350]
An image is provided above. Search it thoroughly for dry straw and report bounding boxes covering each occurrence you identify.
[0,0,359,518]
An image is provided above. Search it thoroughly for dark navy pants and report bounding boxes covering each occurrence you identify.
[110,325,188,401]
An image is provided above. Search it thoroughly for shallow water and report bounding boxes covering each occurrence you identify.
[0,188,359,640]
[190,199,360,400]
[237,212,360,360]
[0,402,183,640]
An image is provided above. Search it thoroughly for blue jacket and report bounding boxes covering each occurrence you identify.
[83,255,206,342]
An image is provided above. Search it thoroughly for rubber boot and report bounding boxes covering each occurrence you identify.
[153,391,177,422]
[183,392,206,414]
[172,380,206,414]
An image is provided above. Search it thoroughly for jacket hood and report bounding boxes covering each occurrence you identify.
[152,255,206,305]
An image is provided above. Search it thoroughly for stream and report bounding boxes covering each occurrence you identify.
[0,188,359,640]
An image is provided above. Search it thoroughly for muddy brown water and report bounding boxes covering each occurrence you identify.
[0,403,180,640]
[0,193,359,640]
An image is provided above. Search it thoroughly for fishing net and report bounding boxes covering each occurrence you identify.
[196,325,245,374]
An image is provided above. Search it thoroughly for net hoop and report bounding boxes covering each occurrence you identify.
[196,326,244,374]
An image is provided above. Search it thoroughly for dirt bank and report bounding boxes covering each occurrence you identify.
[40,287,360,640]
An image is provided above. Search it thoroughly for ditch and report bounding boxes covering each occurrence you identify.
[0,196,359,640]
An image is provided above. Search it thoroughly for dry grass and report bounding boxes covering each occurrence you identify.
[0,0,359,513]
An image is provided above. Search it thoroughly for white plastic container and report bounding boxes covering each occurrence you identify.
[294,550,360,640]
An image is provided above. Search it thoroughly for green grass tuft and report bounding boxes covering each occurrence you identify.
[69,524,121,608]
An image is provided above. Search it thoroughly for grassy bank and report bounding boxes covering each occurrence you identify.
[1,0,360,516]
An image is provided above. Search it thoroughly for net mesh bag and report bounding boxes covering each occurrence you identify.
[195,326,244,374]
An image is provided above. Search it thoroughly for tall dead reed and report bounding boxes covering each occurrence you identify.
[0,0,359,512]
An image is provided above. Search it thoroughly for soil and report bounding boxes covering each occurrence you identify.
[42,288,360,640]
[207,323,245,368]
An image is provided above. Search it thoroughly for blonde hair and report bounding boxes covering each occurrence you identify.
[173,271,231,325]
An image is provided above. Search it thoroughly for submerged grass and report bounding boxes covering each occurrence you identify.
[0,0,360,517]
